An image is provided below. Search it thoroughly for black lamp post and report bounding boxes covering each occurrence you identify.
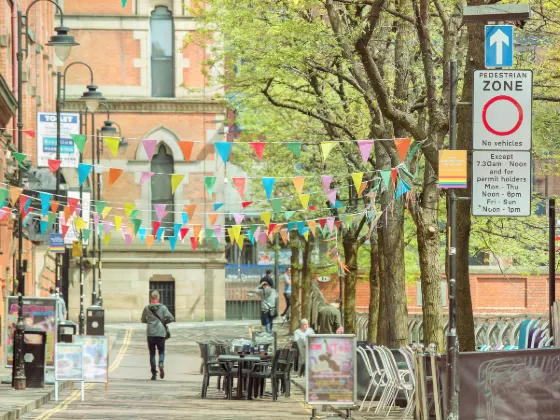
[57,62,104,335]
[13,0,78,391]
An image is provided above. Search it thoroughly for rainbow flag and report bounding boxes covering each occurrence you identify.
[438,150,467,189]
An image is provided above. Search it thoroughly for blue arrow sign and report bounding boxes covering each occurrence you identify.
[485,25,514,68]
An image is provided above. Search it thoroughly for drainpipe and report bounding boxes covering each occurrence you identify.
[12,0,18,146]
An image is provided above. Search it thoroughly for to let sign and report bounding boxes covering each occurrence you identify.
[473,70,533,151]
[472,151,531,216]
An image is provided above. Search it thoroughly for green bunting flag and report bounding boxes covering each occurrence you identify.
[82,229,91,244]
[0,188,8,205]
[70,134,87,154]
[286,142,302,158]
[380,170,392,189]
[132,219,142,235]
[284,210,296,220]
[271,198,283,213]
[96,201,108,214]
[204,176,217,198]
[13,152,27,168]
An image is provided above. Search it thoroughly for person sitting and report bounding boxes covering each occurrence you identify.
[292,318,315,376]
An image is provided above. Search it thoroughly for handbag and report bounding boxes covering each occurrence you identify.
[149,306,171,340]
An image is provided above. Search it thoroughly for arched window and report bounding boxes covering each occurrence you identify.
[151,144,174,237]
[150,6,174,97]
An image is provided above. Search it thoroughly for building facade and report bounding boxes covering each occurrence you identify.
[61,0,227,322]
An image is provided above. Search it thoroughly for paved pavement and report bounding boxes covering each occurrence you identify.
[16,321,313,420]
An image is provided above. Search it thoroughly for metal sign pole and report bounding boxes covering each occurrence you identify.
[549,198,556,338]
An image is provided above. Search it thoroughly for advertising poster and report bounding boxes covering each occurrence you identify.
[306,335,356,406]
[438,150,467,189]
[36,112,80,168]
[55,343,84,381]
[4,297,58,367]
[73,335,109,384]
[59,190,91,245]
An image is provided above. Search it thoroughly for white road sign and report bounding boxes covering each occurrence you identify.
[472,150,531,217]
[473,70,532,151]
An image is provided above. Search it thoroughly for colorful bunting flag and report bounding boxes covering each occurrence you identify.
[395,180,412,199]
[249,142,265,160]
[241,201,253,209]
[292,177,305,195]
[104,136,120,157]
[321,175,333,194]
[104,232,112,246]
[70,134,87,154]
[351,173,364,193]
[394,138,412,162]
[138,227,147,242]
[286,142,302,158]
[180,227,190,241]
[168,235,177,252]
[271,198,283,213]
[48,159,62,172]
[13,152,27,168]
[39,192,51,217]
[280,229,289,245]
[208,213,219,225]
[215,142,232,164]
[108,168,123,187]
[213,226,221,240]
[171,174,185,194]
[190,236,199,252]
[284,210,296,220]
[356,140,374,163]
[320,142,337,161]
[140,171,154,185]
[231,225,241,242]
[380,170,391,189]
[0,188,8,206]
[184,204,196,221]
[78,163,93,187]
[23,130,35,138]
[204,176,216,198]
[233,213,245,225]
[146,235,155,250]
[213,202,224,211]
[327,190,337,205]
[40,219,49,234]
[152,221,161,237]
[307,220,316,237]
[142,139,157,161]
[326,217,335,232]
[82,229,91,244]
[124,203,136,217]
[179,141,194,162]
[114,216,122,233]
[232,177,245,198]
[10,187,22,205]
[260,212,271,227]
[262,178,275,200]
[299,194,310,209]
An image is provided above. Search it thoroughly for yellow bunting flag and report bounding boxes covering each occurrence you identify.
[231,225,241,242]
[303,231,309,241]
[227,227,235,244]
[75,217,87,231]
[104,233,111,246]
[292,177,305,195]
[299,193,310,209]
[101,206,112,218]
[104,137,120,157]
[235,233,245,250]
[307,220,316,237]
[145,235,155,250]
[114,216,122,233]
[320,142,337,161]
[261,212,271,227]
[10,187,22,205]
[346,214,354,228]
[171,174,185,194]
[351,173,363,193]
[124,203,135,217]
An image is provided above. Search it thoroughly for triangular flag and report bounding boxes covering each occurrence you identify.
[50,200,59,214]
[156,227,165,242]
[171,174,185,194]
[101,206,112,218]
[93,212,101,230]
[132,219,142,235]
[231,225,241,242]
[262,178,275,200]
[190,236,199,252]
[271,198,283,213]
[180,227,189,241]
[352,173,364,193]
[327,189,337,205]
[96,201,108,214]
[140,171,154,185]
[303,231,309,241]
[258,232,267,247]
[299,194,310,209]
[380,170,392,189]
[146,235,155,250]
[268,223,278,237]
[168,235,178,252]
[193,224,202,239]
[82,229,91,244]
[241,201,253,209]
[213,226,221,240]
[395,180,412,199]
[320,142,337,161]
[124,232,132,248]
[292,177,305,195]
[13,152,27,168]
[138,227,147,242]
[208,213,219,225]
[287,222,296,232]
[104,232,112,246]
[178,141,195,161]
[0,188,8,206]
[356,140,374,164]
[284,210,296,220]
[215,142,232,164]
[227,227,235,244]
[205,228,214,240]
[394,138,412,162]
[213,202,224,211]
[124,203,136,217]
[280,229,289,245]
[104,136,120,157]
[40,219,49,235]
[122,0,127,8]
[249,142,265,159]
[67,197,79,215]
[39,192,52,217]
[391,168,398,185]
[232,177,245,198]
[114,216,122,233]
[250,224,259,239]
[307,220,316,237]
[18,195,29,213]
[321,175,333,194]
[204,176,216,198]
[286,142,302,158]
[23,130,35,138]
[184,204,196,221]
[358,181,368,196]
[233,213,245,225]
[78,163,93,187]
[318,218,327,229]
[261,212,271,227]
[296,221,306,235]
[142,139,157,161]
[48,159,62,172]
[326,217,335,232]
[62,224,69,238]
[181,212,188,224]
[235,233,245,249]
[70,134,87,154]
[102,221,112,235]
[108,168,123,187]
[152,221,161,237]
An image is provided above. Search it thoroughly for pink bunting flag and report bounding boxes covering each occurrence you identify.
[326,217,335,232]
[125,233,132,248]
[142,139,158,161]
[103,221,112,235]
[233,213,245,225]
[213,225,222,239]
[327,190,337,205]
[356,140,374,163]
[321,175,333,194]
[258,232,268,247]
[154,204,167,221]
[253,226,261,241]
[93,213,101,229]
[140,171,155,185]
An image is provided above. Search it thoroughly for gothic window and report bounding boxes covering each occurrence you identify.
[151,144,174,237]
[150,6,174,97]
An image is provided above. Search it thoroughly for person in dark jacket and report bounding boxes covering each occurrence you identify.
[260,269,274,288]
[317,298,344,334]
[141,290,174,380]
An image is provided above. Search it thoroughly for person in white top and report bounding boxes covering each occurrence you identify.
[292,318,315,376]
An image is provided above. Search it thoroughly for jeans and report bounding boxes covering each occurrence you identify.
[261,311,273,333]
[282,293,291,317]
[148,336,165,374]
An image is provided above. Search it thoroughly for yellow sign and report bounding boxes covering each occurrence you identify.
[438,150,467,189]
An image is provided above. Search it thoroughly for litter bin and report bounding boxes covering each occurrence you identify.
[86,306,104,335]
[23,328,46,388]
[58,321,77,343]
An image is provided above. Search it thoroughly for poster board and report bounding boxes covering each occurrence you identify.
[55,343,84,381]
[36,112,80,168]
[73,335,109,388]
[306,334,357,406]
[4,296,58,367]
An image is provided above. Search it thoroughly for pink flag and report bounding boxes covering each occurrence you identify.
[327,189,337,205]
[103,221,112,235]
[327,217,335,232]
[125,233,132,247]
[93,213,101,229]
[356,140,374,164]
[321,175,333,194]
[213,225,222,239]
[142,139,158,161]
[140,171,154,185]
[233,213,245,225]
[154,204,167,221]
[258,232,268,247]
[253,226,261,241]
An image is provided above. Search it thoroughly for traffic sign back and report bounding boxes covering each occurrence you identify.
[485,25,514,68]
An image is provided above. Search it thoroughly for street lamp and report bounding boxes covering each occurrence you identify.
[13,0,78,391]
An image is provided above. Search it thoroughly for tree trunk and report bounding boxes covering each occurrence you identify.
[367,228,380,343]
[301,237,312,321]
[342,233,358,334]
[377,226,388,345]
[416,163,444,350]
[289,232,301,333]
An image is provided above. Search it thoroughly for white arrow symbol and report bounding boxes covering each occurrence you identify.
[490,29,510,65]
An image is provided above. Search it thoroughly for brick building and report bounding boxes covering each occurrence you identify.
[0,0,58,358]
[61,0,227,322]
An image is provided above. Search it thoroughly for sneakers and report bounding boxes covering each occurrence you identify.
[151,373,157,381]
[159,362,165,379]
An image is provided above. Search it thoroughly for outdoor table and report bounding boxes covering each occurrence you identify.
[217,354,266,399]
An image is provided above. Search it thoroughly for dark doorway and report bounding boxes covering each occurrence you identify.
[149,280,175,317]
